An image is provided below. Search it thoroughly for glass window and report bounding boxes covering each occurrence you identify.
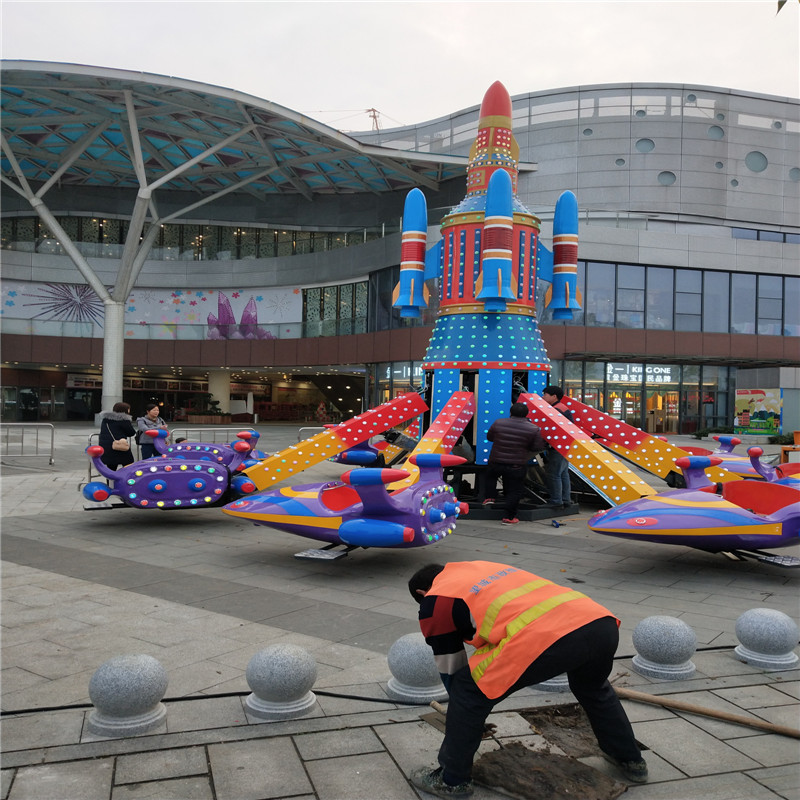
[239,227,257,259]
[181,226,202,261]
[703,271,729,332]
[218,226,237,260]
[0,218,12,249]
[785,277,799,336]
[59,216,80,245]
[680,365,701,435]
[732,227,757,240]
[37,219,63,255]
[354,282,368,334]
[295,232,311,256]
[674,269,702,331]
[16,217,35,248]
[675,288,701,313]
[200,225,218,260]
[276,230,292,257]
[646,267,673,329]
[582,361,605,409]
[162,223,181,260]
[303,288,321,337]
[617,264,645,289]
[376,362,392,405]
[616,291,644,327]
[616,263,645,327]
[757,275,783,335]
[322,286,338,336]
[585,262,615,326]
[730,273,756,333]
[758,230,783,242]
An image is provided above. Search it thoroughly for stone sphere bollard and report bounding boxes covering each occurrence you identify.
[632,616,697,680]
[734,608,799,670]
[385,632,448,703]
[88,654,168,737]
[533,673,570,693]
[245,644,317,720]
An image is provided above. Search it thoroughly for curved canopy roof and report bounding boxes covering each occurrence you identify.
[1,61,468,199]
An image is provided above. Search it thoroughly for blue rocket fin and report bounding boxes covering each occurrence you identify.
[537,242,553,283]
[424,239,444,281]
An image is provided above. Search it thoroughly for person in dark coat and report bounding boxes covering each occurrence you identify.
[484,402,546,524]
[542,385,573,507]
[98,402,136,470]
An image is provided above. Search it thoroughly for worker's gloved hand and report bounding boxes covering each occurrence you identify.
[481,722,498,739]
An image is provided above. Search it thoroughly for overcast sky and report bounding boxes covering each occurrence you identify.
[2,1,798,130]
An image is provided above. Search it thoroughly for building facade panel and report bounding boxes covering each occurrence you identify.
[1,73,798,430]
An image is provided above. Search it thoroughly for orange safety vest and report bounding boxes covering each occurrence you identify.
[429,561,616,699]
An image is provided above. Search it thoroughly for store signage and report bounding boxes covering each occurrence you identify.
[605,363,676,384]
[386,364,424,381]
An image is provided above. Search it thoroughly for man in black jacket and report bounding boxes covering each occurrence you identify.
[484,402,546,524]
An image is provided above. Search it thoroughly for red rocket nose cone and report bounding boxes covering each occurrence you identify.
[479,81,512,120]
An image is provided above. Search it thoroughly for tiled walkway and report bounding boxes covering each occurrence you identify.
[2,423,798,799]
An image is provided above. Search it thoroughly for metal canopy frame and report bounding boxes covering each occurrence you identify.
[1,61,470,410]
[1,61,467,199]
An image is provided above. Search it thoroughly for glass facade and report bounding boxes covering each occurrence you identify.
[560,360,732,435]
[303,281,368,338]
[0,216,391,261]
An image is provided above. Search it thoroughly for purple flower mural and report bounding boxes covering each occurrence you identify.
[207,292,276,340]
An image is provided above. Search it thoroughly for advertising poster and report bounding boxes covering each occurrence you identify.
[734,388,782,435]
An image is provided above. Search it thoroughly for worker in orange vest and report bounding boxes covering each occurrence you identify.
[408,560,646,798]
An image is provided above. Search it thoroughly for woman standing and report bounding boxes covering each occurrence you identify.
[136,403,168,459]
[98,402,136,470]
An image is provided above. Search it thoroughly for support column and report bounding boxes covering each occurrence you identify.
[207,371,231,414]
[101,300,126,412]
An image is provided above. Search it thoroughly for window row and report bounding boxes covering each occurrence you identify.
[732,227,800,244]
[0,216,387,261]
[538,262,799,336]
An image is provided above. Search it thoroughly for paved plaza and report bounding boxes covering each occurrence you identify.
[1,422,798,800]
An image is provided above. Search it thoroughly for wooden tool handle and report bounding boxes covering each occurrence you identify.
[615,686,800,739]
[430,700,448,715]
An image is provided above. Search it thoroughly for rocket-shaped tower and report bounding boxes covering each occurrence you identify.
[393,81,581,465]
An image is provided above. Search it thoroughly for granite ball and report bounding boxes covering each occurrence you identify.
[735,608,799,670]
[245,644,317,720]
[631,615,697,680]
[385,632,448,702]
[88,654,168,736]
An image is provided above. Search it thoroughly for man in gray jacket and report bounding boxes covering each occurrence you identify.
[484,402,546,525]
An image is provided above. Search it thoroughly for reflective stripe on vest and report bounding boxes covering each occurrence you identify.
[471,587,588,683]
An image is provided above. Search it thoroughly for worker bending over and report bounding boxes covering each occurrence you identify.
[408,560,647,798]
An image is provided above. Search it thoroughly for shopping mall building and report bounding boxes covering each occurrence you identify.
[1,62,798,435]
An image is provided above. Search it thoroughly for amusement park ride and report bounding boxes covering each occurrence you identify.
[84,82,799,566]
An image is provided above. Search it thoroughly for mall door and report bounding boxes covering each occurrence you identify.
[646,389,679,434]
[607,385,643,427]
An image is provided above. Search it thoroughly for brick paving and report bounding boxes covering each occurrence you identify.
[1,423,798,799]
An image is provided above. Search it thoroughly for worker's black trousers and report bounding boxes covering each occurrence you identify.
[438,617,642,783]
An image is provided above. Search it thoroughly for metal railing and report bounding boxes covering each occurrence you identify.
[297,427,326,442]
[1,423,56,465]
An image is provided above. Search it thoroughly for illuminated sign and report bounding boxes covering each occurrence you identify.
[606,363,676,384]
